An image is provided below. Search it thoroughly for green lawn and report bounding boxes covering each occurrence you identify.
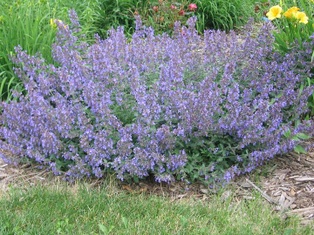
[0,180,312,235]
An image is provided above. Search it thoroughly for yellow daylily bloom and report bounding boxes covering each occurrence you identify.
[50,19,68,30]
[266,5,283,20]
[283,7,300,19]
[50,18,59,29]
[295,11,308,24]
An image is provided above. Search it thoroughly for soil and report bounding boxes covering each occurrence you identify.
[1,148,314,226]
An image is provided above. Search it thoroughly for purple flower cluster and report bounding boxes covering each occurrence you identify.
[0,11,313,183]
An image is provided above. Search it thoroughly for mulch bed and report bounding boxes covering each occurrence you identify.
[258,151,314,225]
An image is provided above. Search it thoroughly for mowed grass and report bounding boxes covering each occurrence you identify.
[0,180,312,235]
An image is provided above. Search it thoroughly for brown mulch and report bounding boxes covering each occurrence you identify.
[258,151,314,226]
[0,149,314,226]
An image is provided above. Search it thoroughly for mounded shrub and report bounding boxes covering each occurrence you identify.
[0,10,313,185]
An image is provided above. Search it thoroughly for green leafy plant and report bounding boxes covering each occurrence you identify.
[0,0,58,100]
[135,0,198,35]
[265,1,314,117]
[283,126,311,154]
[0,72,19,101]
[265,3,313,53]
[92,0,139,38]
[176,133,249,186]
[0,0,103,101]
[194,0,257,32]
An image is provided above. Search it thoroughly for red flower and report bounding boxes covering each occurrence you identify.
[178,9,185,16]
[188,3,197,11]
[170,5,176,10]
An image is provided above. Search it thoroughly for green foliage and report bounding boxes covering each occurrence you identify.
[194,0,257,32]
[283,127,311,154]
[0,72,22,101]
[272,17,313,53]
[0,0,57,100]
[265,1,314,116]
[92,0,140,38]
[176,133,249,185]
[0,0,103,101]
[267,0,313,51]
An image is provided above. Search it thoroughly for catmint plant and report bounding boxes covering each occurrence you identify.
[0,10,313,185]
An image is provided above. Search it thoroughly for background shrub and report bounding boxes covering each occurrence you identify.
[132,0,197,36]
[1,11,313,185]
[194,0,258,32]
[92,0,140,39]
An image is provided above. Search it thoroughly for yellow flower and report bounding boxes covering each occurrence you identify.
[266,5,283,20]
[50,18,58,29]
[283,7,299,19]
[295,11,308,24]
[50,19,68,30]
